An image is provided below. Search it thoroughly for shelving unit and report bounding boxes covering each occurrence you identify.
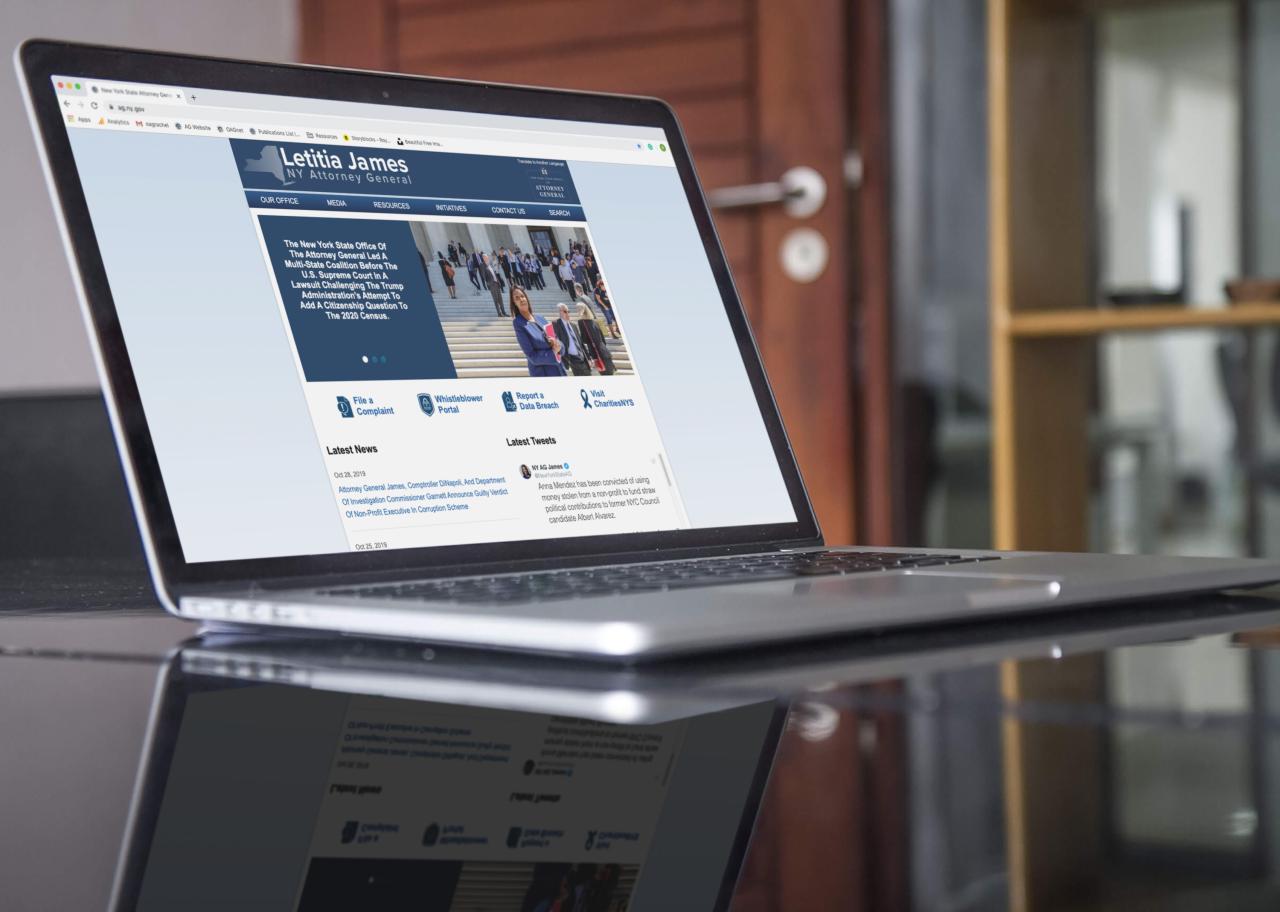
[989,2,1170,910]
[1005,302,1280,337]
[987,0,1273,554]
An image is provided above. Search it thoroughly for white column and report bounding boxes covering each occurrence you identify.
[466,223,494,255]
[423,222,450,258]
[508,224,535,254]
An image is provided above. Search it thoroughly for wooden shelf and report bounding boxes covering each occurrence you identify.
[1002,302,1280,338]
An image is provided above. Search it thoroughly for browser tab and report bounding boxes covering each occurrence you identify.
[85,80,186,104]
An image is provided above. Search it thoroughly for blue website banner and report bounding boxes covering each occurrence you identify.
[257,214,458,382]
[230,139,579,205]
[244,190,584,221]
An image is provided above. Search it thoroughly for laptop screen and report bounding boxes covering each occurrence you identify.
[49,75,796,563]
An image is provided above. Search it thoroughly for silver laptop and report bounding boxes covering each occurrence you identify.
[19,40,1280,661]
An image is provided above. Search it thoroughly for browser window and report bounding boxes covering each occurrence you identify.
[53,76,797,562]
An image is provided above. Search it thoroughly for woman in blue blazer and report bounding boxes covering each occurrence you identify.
[510,286,566,377]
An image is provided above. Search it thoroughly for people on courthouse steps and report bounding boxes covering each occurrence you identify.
[574,298,616,376]
[510,286,565,377]
[553,303,593,376]
[481,253,507,316]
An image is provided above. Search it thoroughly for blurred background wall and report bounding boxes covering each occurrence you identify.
[0,0,295,394]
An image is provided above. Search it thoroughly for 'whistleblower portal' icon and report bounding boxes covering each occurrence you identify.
[242,144,295,186]
[417,393,435,416]
[336,396,354,419]
[501,391,517,413]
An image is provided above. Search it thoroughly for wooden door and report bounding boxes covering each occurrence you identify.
[300,4,901,908]
[300,0,897,545]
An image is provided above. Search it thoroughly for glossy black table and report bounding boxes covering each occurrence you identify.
[8,558,1280,911]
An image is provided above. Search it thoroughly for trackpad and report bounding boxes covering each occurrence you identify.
[794,571,1062,613]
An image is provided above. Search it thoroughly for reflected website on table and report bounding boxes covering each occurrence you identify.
[53,76,795,562]
[131,684,776,910]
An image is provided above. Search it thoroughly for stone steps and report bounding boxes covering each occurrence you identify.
[443,340,630,355]
[453,367,634,378]
[449,359,635,372]
[435,306,632,376]
[431,277,624,379]
[440,326,625,338]
[441,331,626,345]
[440,338,629,353]
[434,306,583,319]
[455,367,533,378]
[434,285,585,304]
[458,357,536,369]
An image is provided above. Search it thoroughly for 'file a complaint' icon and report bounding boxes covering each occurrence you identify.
[336,396,354,419]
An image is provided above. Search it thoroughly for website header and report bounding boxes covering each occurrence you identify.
[231,139,580,204]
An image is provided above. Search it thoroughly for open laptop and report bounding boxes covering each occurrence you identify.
[18,39,1280,660]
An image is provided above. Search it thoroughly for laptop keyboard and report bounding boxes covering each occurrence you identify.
[321,550,1001,605]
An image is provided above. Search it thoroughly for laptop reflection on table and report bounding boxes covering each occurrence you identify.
[110,651,782,912]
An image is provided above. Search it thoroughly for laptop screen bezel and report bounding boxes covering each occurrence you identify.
[19,39,822,590]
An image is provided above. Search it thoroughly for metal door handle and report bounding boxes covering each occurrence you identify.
[707,165,827,218]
